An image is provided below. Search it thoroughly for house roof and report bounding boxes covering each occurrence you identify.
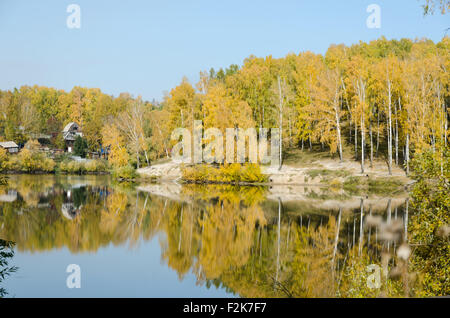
[63,122,79,133]
[0,141,18,148]
[63,131,82,141]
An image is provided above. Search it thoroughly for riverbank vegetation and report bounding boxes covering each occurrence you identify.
[59,159,109,174]
[0,140,112,175]
[0,144,55,173]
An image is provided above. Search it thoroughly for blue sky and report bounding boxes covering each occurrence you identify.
[0,0,448,101]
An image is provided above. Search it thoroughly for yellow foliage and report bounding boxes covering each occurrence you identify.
[182,163,268,183]
[24,139,41,151]
[101,125,129,167]
[0,147,8,170]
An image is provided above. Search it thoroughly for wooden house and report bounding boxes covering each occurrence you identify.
[62,122,83,153]
[0,141,19,153]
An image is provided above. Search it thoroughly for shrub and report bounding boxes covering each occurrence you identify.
[0,147,56,173]
[59,159,109,174]
[60,160,85,174]
[6,155,21,171]
[59,160,68,172]
[112,165,137,180]
[239,163,267,183]
[85,159,109,172]
[182,163,268,183]
[42,157,56,172]
[16,149,55,172]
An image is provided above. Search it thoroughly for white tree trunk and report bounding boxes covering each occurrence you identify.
[335,106,343,162]
[361,113,365,174]
[277,76,283,170]
[387,80,393,175]
[405,133,410,175]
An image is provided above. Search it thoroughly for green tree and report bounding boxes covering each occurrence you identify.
[73,135,88,158]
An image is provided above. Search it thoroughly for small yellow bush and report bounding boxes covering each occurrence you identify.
[182,163,268,183]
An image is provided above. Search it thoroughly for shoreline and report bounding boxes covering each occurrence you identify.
[136,160,412,188]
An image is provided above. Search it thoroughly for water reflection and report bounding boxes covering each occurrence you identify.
[0,175,425,297]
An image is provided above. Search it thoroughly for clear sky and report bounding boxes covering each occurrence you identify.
[0,0,448,101]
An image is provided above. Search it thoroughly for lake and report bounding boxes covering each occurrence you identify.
[0,174,418,297]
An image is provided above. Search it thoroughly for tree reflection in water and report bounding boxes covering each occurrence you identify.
[0,174,446,297]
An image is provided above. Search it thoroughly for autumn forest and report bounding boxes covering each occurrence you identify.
[0,36,448,175]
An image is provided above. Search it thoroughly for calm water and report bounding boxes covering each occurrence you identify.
[0,174,414,297]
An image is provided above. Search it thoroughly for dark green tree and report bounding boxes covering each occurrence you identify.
[73,135,88,158]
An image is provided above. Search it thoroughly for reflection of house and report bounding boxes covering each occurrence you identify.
[60,188,83,220]
[61,203,81,220]
[0,190,18,202]
[62,122,82,153]
[0,141,19,153]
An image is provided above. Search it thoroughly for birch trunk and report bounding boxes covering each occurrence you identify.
[405,133,410,175]
[335,105,343,162]
[387,80,393,175]
[361,112,365,174]
[395,103,399,165]
[376,108,380,156]
[277,76,283,170]
[354,117,358,160]
[369,121,373,167]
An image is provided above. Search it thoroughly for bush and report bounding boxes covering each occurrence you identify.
[0,148,56,173]
[20,149,55,172]
[6,155,21,171]
[85,159,109,172]
[59,159,109,174]
[182,163,268,183]
[42,157,56,172]
[112,165,137,180]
